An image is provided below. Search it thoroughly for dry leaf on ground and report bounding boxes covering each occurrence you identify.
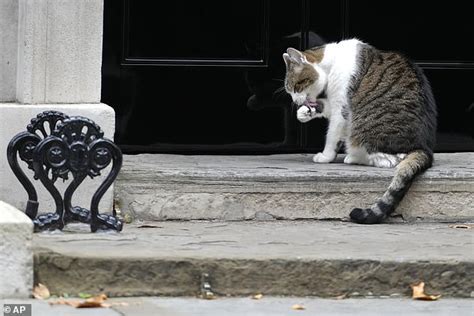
[33,283,50,300]
[449,224,473,229]
[50,293,110,308]
[291,304,305,310]
[252,294,263,300]
[410,282,441,301]
[77,294,109,308]
[334,293,347,300]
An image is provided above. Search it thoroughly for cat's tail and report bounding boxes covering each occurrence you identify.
[350,150,433,224]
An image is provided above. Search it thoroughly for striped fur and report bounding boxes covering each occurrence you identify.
[283,39,437,224]
[350,150,433,223]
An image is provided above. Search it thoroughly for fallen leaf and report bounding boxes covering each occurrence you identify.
[291,304,305,310]
[49,293,110,308]
[410,282,441,301]
[33,283,50,300]
[334,293,347,300]
[252,293,263,300]
[449,224,473,229]
[77,294,108,308]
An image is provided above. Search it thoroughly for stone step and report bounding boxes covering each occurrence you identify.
[34,221,474,298]
[115,153,474,222]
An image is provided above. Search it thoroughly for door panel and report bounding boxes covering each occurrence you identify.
[123,0,268,66]
[103,0,305,153]
[345,1,474,63]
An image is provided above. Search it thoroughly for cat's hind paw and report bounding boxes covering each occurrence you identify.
[344,154,366,165]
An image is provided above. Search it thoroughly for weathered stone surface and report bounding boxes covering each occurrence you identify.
[2,297,473,316]
[0,201,33,298]
[0,0,18,101]
[33,221,474,297]
[16,0,103,103]
[115,153,474,222]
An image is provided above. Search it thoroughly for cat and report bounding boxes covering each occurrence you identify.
[283,39,437,224]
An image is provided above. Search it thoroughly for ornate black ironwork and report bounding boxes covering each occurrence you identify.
[7,111,123,232]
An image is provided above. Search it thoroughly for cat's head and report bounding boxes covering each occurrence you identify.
[283,47,327,110]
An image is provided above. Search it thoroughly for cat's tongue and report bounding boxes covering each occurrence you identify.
[304,100,318,108]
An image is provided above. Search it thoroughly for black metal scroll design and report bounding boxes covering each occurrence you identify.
[7,111,123,232]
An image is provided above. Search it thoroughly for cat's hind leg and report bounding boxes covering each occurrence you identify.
[344,147,406,168]
[368,153,406,168]
[343,146,371,165]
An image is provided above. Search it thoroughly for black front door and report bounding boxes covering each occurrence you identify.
[102,1,474,154]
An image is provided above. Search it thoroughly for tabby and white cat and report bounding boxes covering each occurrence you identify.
[283,39,437,224]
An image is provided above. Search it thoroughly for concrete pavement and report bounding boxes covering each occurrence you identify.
[2,297,473,316]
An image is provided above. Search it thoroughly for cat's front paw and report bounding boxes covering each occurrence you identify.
[296,106,314,123]
[313,152,336,163]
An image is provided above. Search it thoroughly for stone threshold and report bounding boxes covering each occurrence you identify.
[115,153,474,222]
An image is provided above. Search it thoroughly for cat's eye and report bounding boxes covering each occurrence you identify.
[297,79,309,86]
[294,78,310,92]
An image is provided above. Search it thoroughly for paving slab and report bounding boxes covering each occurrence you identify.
[111,297,474,316]
[1,297,473,316]
[33,221,474,298]
[115,153,474,222]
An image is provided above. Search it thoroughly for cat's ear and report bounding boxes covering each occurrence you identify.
[283,53,292,68]
[286,47,308,65]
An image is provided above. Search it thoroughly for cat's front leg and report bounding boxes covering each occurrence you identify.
[313,114,346,163]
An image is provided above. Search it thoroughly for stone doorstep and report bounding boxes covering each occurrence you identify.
[115,153,474,222]
[33,221,474,298]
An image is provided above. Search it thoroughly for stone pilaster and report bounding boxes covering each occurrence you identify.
[0,0,114,214]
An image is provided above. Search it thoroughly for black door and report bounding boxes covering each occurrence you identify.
[102,0,474,154]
